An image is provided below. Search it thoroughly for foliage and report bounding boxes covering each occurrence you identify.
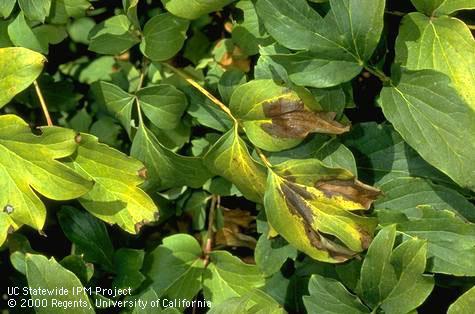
[1,0,475,313]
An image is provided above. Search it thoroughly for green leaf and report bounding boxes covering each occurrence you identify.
[18,0,52,22]
[343,122,453,186]
[123,0,140,29]
[91,81,135,134]
[8,12,45,53]
[410,0,475,16]
[232,0,271,56]
[60,255,94,285]
[359,225,397,307]
[25,254,94,314]
[204,125,267,203]
[208,289,284,314]
[255,233,297,277]
[68,17,96,44]
[140,13,189,61]
[375,177,475,222]
[267,135,357,175]
[48,0,91,24]
[113,248,145,291]
[256,0,385,87]
[229,80,349,151]
[0,115,92,244]
[360,225,434,313]
[203,250,265,305]
[395,13,475,109]
[0,0,16,18]
[67,133,159,234]
[0,47,45,108]
[303,274,370,314]
[137,84,188,130]
[144,234,204,302]
[131,122,212,190]
[88,15,140,55]
[57,206,114,270]
[379,70,475,191]
[264,159,379,263]
[218,69,246,105]
[448,285,475,314]
[132,289,182,314]
[161,0,234,20]
[377,207,475,276]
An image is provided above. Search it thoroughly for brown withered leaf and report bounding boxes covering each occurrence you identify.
[315,179,381,209]
[261,98,350,138]
[215,208,256,249]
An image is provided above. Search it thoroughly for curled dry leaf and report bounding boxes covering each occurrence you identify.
[215,208,257,249]
[261,97,350,138]
[229,79,350,151]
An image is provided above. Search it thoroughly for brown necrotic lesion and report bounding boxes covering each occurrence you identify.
[261,97,350,138]
[315,179,381,210]
[280,181,356,261]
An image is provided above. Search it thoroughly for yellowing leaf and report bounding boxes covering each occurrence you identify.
[204,125,267,203]
[0,115,92,245]
[0,47,45,108]
[67,133,158,234]
[264,159,379,263]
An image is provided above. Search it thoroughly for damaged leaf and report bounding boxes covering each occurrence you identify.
[264,159,379,263]
[0,115,92,245]
[229,80,349,152]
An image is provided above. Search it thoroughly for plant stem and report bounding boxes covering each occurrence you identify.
[162,63,238,124]
[33,80,53,126]
[467,24,475,30]
[364,65,391,83]
[203,195,218,267]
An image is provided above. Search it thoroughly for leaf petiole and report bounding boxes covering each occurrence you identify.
[33,80,52,126]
